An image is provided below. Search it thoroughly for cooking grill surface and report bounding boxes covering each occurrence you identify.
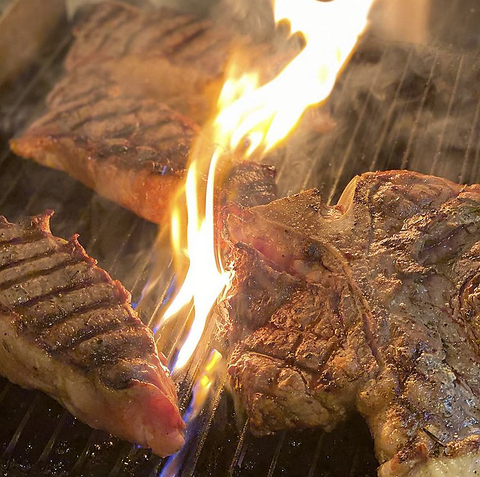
[1,1,480,476]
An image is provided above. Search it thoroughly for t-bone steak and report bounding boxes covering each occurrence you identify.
[223,170,480,476]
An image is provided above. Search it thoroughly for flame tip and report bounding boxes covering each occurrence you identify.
[157,0,374,371]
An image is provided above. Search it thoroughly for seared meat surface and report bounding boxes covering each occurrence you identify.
[0,212,184,457]
[10,1,229,224]
[11,82,198,224]
[224,170,480,476]
[10,1,287,223]
[64,1,234,124]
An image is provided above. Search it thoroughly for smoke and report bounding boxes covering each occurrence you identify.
[212,0,275,41]
[280,34,480,205]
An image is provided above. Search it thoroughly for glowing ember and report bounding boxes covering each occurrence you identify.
[157,0,375,372]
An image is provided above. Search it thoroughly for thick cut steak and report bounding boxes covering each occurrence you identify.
[225,170,480,476]
[64,1,236,124]
[0,212,184,457]
[10,1,287,223]
[10,84,198,224]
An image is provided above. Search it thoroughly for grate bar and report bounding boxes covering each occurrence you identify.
[107,443,141,477]
[1,33,71,129]
[459,92,480,183]
[102,218,141,273]
[34,410,70,465]
[147,456,164,477]
[430,54,465,175]
[348,448,361,477]
[0,381,11,405]
[368,49,414,171]
[1,392,41,459]
[266,431,286,477]
[228,419,250,475]
[306,434,325,477]
[400,52,439,169]
[181,374,229,476]
[69,429,100,476]
[17,172,53,214]
[107,442,138,477]
[326,48,387,204]
[472,129,480,183]
[0,162,26,209]
[0,32,72,168]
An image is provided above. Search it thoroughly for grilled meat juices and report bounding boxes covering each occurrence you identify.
[224,170,480,476]
[0,212,184,457]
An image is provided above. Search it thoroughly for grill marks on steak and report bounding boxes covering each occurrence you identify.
[66,3,230,75]
[229,276,374,433]
[10,84,197,224]
[0,213,149,383]
[0,212,184,456]
[224,171,480,476]
[19,83,197,173]
[63,1,236,124]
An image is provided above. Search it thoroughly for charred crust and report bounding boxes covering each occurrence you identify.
[23,211,54,234]
[0,213,161,392]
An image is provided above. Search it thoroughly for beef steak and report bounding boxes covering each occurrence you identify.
[10,81,198,224]
[0,212,184,457]
[65,1,236,125]
[10,1,289,224]
[224,170,480,476]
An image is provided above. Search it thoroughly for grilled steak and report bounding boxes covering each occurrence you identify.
[224,170,480,476]
[10,1,289,223]
[64,1,238,125]
[0,212,184,457]
[63,1,298,124]
[9,0,230,224]
[10,83,198,224]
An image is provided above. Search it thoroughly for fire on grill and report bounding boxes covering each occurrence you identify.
[1,0,480,476]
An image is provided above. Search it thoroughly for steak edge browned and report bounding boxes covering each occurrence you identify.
[10,83,198,224]
[224,170,480,476]
[0,212,184,457]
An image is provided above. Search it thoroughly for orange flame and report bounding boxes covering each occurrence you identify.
[215,0,375,157]
[158,0,375,371]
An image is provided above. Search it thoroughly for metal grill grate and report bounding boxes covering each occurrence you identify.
[1,1,480,476]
